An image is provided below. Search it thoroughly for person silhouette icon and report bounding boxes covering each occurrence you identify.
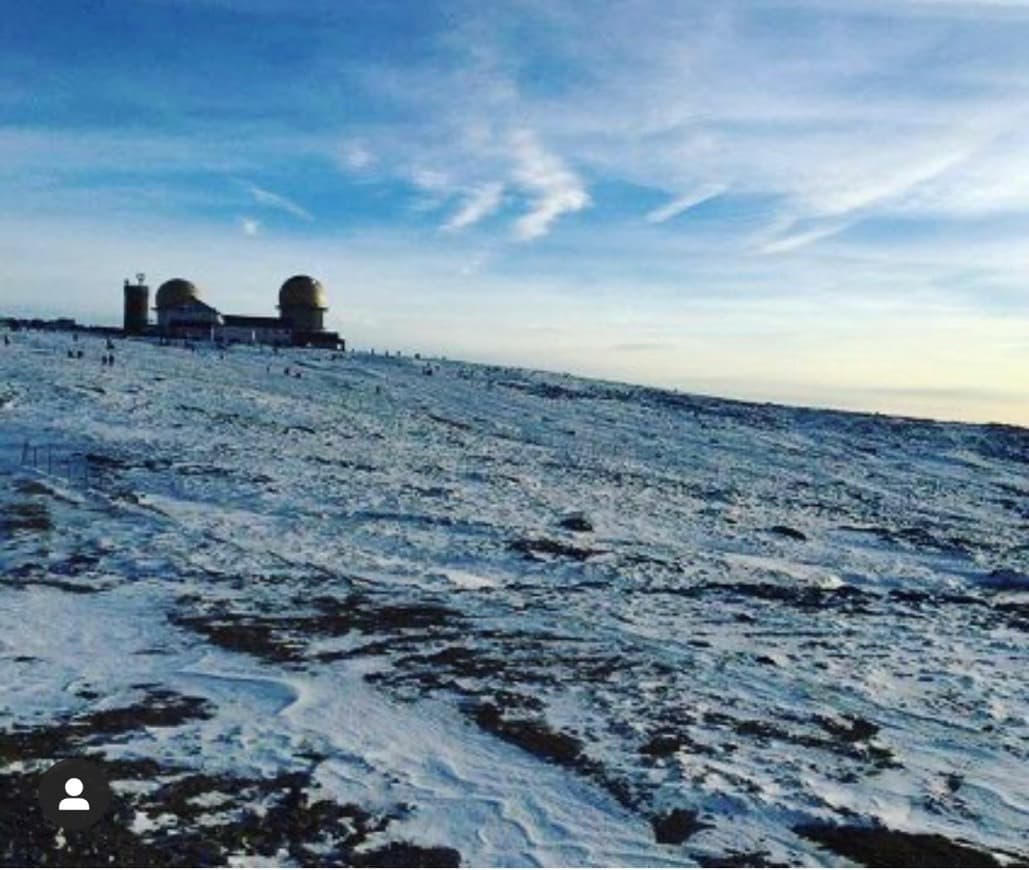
[58,778,90,812]
[38,759,111,830]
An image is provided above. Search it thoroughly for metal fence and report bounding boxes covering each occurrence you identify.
[2,440,97,487]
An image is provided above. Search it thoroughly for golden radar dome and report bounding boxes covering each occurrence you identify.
[279,275,328,310]
[155,278,201,309]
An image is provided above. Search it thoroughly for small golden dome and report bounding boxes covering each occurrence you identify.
[155,278,201,309]
[279,275,327,309]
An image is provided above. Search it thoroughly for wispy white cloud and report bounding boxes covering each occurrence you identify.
[325,2,1029,252]
[759,221,849,254]
[791,135,987,219]
[245,182,313,221]
[339,139,375,171]
[645,184,726,224]
[410,168,450,192]
[444,182,504,231]
[509,130,590,240]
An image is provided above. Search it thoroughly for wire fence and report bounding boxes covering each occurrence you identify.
[1,440,98,487]
[3,440,209,500]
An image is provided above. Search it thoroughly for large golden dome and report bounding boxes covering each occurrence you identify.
[279,275,327,309]
[155,278,201,309]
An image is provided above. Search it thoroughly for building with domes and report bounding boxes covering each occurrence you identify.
[154,278,221,335]
[155,278,201,310]
[122,273,344,348]
[279,275,327,333]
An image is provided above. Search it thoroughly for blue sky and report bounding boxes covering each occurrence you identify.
[1,0,1028,424]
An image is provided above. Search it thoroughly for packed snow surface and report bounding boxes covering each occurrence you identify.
[1,331,1027,865]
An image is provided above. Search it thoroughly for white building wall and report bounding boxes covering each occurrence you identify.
[219,325,290,344]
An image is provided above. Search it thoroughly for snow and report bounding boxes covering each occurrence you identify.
[1,330,1027,865]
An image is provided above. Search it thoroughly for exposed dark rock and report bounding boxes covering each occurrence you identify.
[498,380,588,400]
[353,842,462,867]
[816,715,879,743]
[982,568,1029,590]
[768,525,808,541]
[509,537,602,561]
[472,702,584,767]
[426,412,473,432]
[640,732,691,758]
[652,808,708,844]
[1,501,52,535]
[172,592,464,664]
[715,581,872,612]
[558,513,594,533]
[0,690,213,764]
[698,850,784,867]
[697,709,898,770]
[795,822,1001,867]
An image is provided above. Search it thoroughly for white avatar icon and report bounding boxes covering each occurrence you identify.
[58,777,90,812]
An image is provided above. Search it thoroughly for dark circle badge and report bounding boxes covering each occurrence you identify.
[37,759,113,831]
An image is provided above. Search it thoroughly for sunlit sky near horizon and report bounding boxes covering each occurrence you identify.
[1,0,1028,425]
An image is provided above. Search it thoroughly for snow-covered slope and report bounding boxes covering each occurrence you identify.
[1,331,1026,866]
